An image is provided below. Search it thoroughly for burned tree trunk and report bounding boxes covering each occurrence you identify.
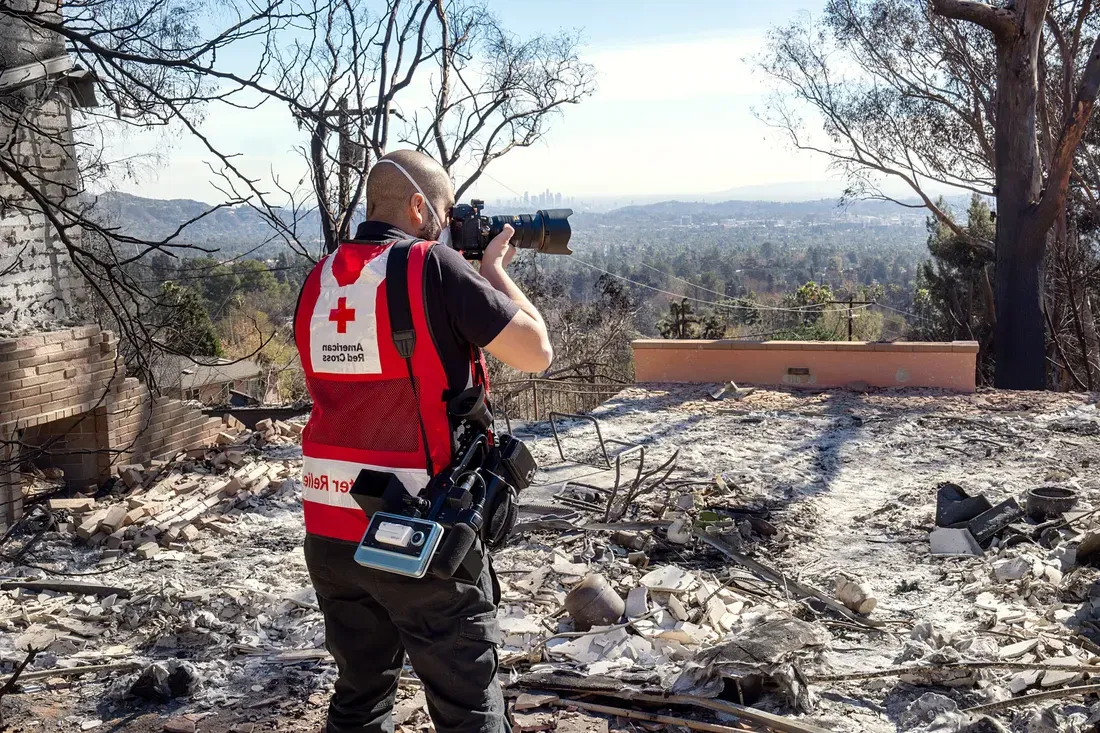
[989,6,1046,390]
[932,0,1100,389]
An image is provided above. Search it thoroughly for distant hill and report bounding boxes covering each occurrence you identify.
[88,191,328,253]
[86,190,973,252]
[602,196,974,224]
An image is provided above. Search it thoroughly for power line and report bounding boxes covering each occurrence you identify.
[639,262,735,300]
[480,170,527,200]
[571,257,874,315]
[874,301,924,320]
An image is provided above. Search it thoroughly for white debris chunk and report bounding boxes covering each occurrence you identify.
[657,622,708,646]
[1040,657,1085,688]
[705,597,727,630]
[1009,670,1041,694]
[666,516,693,544]
[929,528,983,557]
[998,638,1039,658]
[834,573,877,615]
[639,565,696,593]
[666,593,690,622]
[546,627,630,664]
[624,586,649,619]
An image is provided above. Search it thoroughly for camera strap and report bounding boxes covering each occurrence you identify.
[386,238,435,478]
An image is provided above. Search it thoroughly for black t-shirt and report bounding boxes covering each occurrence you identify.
[302,221,518,392]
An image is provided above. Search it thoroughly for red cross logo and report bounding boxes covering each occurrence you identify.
[329,297,356,334]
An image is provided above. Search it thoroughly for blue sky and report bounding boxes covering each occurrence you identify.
[489,0,818,42]
[104,0,845,205]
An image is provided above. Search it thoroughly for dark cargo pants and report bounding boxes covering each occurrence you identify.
[304,534,508,733]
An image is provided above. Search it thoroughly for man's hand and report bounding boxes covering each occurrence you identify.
[478,222,552,372]
[482,224,516,271]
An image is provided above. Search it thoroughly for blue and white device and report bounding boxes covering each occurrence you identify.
[354,512,444,578]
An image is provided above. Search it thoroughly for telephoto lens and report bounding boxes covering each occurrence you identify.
[449,200,573,258]
[488,210,574,256]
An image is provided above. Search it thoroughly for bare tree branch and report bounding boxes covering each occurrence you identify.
[929,0,1017,38]
[1037,30,1100,228]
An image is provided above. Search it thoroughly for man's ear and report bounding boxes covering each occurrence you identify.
[408,193,426,229]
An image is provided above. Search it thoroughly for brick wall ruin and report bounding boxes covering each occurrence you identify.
[0,326,224,531]
[0,0,87,331]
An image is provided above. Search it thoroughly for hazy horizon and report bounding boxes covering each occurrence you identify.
[95,1,862,208]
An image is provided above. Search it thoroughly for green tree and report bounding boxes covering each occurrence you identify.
[785,281,834,326]
[725,293,761,328]
[701,312,726,339]
[910,195,996,382]
[186,257,240,309]
[157,283,222,357]
[233,259,279,294]
[658,299,700,339]
[149,253,178,285]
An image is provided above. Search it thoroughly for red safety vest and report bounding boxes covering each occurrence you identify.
[294,239,469,542]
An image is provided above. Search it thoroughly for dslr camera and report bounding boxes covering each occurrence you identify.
[449,199,574,260]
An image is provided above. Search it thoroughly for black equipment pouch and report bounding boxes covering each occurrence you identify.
[480,436,534,551]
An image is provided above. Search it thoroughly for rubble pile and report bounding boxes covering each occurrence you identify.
[4,386,1100,733]
[41,416,300,564]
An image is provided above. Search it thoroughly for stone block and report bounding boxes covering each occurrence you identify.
[121,468,144,489]
[48,497,93,512]
[136,542,159,560]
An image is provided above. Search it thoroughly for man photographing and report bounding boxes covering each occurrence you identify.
[293,149,552,733]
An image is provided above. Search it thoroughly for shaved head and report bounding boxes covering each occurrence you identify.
[366,149,455,239]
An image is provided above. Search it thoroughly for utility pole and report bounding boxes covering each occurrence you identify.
[848,296,854,341]
[322,98,372,251]
[337,97,350,220]
[823,299,874,342]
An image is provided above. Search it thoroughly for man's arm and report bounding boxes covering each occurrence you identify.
[479,225,554,373]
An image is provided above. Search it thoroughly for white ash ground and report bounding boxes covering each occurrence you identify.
[516,385,1100,732]
[3,385,1100,733]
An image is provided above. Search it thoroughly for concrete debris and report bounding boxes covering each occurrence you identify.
[514,693,559,712]
[1010,670,1042,694]
[639,565,696,593]
[834,573,877,615]
[665,516,693,544]
[665,592,689,622]
[929,527,984,557]
[993,557,1032,582]
[998,638,1039,659]
[610,530,647,551]
[393,690,426,726]
[624,585,649,619]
